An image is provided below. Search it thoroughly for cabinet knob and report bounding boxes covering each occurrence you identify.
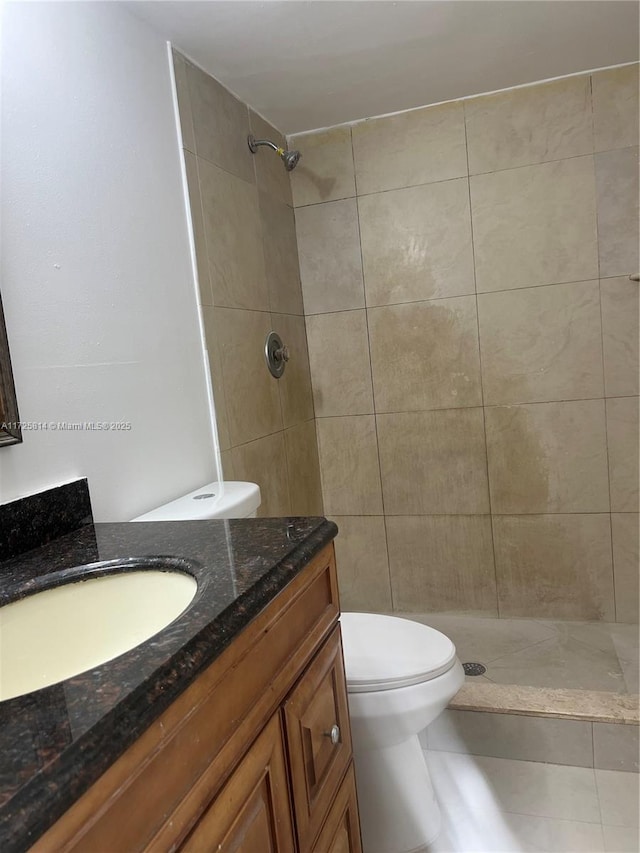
[325,724,340,745]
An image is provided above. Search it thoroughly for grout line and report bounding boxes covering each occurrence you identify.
[303,277,604,311]
[209,304,304,318]
[480,634,561,667]
[593,762,605,826]
[349,126,395,611]
[291,145,639,210]
[227,417,316,453]
[270,313,294,516]
[312,395,639,416]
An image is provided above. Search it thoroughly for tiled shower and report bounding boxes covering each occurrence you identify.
[291,66,639,624]
[174,52,638,626]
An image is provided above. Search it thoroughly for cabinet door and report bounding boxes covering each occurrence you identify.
[312,766,362,853]
[284,626,353,850]
[180,714,295,853]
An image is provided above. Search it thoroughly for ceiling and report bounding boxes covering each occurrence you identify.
[127,1,639,135]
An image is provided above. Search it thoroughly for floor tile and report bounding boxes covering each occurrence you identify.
[596,769,640,827]
[426,751,600,823]
[502,813,605,853]
[434,813,605,853]
[474,755,601,823]
[603,824,640,853]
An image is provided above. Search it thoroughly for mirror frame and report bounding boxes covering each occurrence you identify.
[0,292,22,446]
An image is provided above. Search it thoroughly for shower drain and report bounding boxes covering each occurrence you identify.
[462,662,487,676]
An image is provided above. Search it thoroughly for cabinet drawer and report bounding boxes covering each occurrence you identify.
[284,626,352,850]
[312,765,362,853]
[179,714,295,853]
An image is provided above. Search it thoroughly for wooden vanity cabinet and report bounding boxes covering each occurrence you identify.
[31,542,362,853]
[180,714,296,852]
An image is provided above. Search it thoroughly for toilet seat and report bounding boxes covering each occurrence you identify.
[340,612,457,693]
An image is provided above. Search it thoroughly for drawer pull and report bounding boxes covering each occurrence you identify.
[325,724,341,745]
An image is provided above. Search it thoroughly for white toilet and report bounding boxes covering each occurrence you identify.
[131,481,261,521]
[340,612,464,853]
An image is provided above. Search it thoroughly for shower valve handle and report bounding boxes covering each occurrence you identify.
[274,344,290,363]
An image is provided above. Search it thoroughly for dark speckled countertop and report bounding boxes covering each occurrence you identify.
[0,514,338,852]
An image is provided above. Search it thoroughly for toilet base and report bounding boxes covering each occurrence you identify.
[353,734,441,853]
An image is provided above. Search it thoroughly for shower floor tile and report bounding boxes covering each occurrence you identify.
[401,612,639,695]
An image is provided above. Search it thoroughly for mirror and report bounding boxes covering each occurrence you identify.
[0,292,22,446]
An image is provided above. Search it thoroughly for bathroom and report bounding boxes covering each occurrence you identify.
[0,1,638,851]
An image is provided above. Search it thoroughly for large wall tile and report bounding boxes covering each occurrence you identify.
[331,516,392,611]
[612,513,640,624]
[220,449,234,480]
[352,101,467,195]
[172,51,195,154]
[493,514,615,620]
[601,277,639,398]
[428,709,594,767]
[471,157,598,292]
[249,110,292,206]
[377,409,489,514]
[593,721,640,772]
[184,151,213,306]
[606,397,639,512]
[595,147,639,279]
[485,400,610,513]
[259,193,303,315]
[272,313,314,428]
[478,281,604,405]
[289,126,355,206]
[306,311,374,416]
[387,515,497,612]
[284,420,323,515]
[359,179,474,306]
[231,432,291,517]
[202,306,231,451]
[186,61,253,182]
[213,308,283,446]
[199,159,268,311]
[465,76,592,175]
[369,296,482,412]
[592,64,640,152]
[296,198,365,314]
[316,416,383,515]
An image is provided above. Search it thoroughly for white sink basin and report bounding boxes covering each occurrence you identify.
[0,568,197,701]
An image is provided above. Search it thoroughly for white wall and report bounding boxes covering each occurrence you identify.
[0,1,219,520]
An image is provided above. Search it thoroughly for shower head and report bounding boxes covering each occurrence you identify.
[281,148,301,171]
[247,134,301,171]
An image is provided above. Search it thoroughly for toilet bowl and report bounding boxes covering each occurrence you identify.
[340,612,464,853]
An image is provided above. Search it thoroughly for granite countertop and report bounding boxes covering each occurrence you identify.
[0,514,338,852]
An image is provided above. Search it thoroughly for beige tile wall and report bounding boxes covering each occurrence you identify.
[291,64,639,621]
[173,51,322,518]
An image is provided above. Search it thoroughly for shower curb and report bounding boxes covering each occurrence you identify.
[448,682,639,725]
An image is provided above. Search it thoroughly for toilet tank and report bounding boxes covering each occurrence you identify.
[131,482,261,522]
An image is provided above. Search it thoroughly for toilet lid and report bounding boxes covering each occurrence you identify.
[340,612,457,692]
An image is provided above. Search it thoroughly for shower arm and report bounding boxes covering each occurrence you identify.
[248,136,283,155]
